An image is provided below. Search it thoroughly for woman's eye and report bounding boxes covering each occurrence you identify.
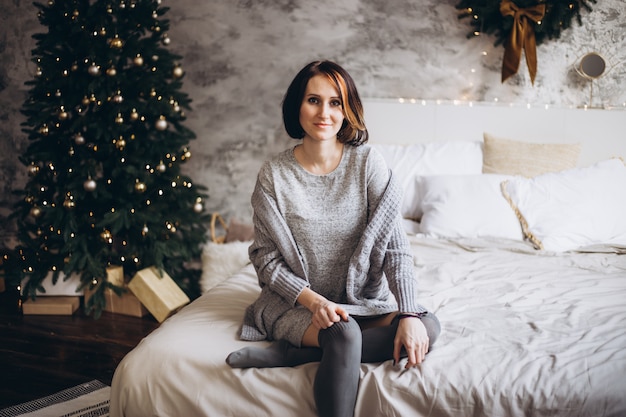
[331,100,342,107]
[307,97,319,104]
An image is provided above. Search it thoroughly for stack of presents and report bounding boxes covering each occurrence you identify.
[15,266,189,322]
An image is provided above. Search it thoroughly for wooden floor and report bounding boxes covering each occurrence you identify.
[0,288,160,409]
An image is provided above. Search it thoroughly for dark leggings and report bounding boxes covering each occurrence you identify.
[314,313,441,417]
[226,313,441,417]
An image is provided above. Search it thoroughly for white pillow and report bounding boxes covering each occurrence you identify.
[372,141,483,220]
[419,174,523,240]
[501,158,626,252]
[200,240,252,292]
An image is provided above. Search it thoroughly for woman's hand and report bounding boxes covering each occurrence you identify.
[393,316,430,368]
[298,288,348,329]
[311,299,349,329]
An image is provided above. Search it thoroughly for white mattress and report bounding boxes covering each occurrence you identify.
[110,236,626,417]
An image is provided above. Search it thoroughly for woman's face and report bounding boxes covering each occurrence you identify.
[299,75,345,143]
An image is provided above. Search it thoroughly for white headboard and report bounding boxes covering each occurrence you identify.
[363,99,626,167]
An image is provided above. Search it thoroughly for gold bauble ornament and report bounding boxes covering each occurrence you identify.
[88,64,100,76]
[83,178,97,191]
[30,206,42,218]
[58,108,69,120]
[63,199,75,209]
[172,66,184,78]
[157,161,167,172]
[28,164,40,176]
[112,92,124,103]
[74,133,85,145]
[39,124,49,135]
[109,37,123,49]
[135,181,147,193]
[193,202,203,213]
[115,113,124,124]
[133,55,144,66]
[155,116,167,131]
[130,109,139,121]
[106,67,117,77]
[142,225,149,236]
[116,138,126,150]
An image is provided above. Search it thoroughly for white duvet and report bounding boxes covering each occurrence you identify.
[110,236,626,417]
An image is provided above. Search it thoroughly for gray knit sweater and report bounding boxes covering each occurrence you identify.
[240,145,425,341]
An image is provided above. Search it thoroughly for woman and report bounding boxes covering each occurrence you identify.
[226,60,440,417]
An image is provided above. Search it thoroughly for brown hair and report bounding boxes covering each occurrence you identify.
[282,61,368,146]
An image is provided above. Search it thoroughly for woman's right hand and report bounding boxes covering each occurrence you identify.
[312,300,349,329]
[298,288,349,329]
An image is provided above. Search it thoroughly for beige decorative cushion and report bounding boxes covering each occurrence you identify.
[483,133,581,177]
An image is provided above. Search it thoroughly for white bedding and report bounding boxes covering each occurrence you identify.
[110,235,626,417]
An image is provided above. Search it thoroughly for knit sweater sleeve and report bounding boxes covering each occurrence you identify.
[366,148,424,313]
[248,165,310,306]
[384,218,426,314]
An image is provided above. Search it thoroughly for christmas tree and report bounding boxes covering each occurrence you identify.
[6,0,209,317]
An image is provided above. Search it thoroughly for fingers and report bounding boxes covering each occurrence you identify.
[399,342,427,369]
[410,341,428,368]
[314,302,349,329]
[393,340,401,366]
[405,347,418,368]
[336,306,349,322]
[394,318,431,369]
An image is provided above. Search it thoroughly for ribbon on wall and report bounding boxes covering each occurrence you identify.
[500,0,546,85]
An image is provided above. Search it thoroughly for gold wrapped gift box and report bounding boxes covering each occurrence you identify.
[128,267,190,323]
[22,296,80,315]
[83,266,149,318]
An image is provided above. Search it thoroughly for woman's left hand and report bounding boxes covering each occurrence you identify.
[393,317,429,369]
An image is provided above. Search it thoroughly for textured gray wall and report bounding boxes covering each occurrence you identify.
[1,0,625,244]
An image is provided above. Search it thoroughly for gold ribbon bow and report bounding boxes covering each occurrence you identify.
[500,0,546,85]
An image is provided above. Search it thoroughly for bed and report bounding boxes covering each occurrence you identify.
[110,101,626,417]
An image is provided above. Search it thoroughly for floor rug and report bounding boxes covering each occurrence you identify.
[0,380,109,417]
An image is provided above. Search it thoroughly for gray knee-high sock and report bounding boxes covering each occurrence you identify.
[226,340,322,368]
[314,317,362,417]
[361,312,441,363]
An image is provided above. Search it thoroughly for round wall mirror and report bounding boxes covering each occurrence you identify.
[578,53,606,79]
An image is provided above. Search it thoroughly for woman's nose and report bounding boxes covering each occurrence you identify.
[319,103,331,117]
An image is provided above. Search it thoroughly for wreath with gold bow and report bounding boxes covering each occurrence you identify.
[456,0,597,84]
